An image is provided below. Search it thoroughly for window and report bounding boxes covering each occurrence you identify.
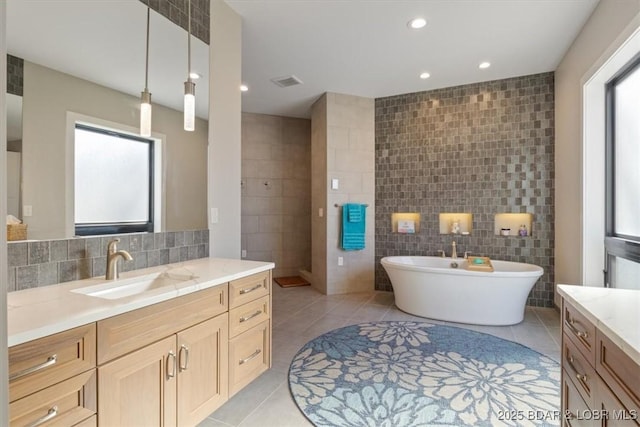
[74,124,154,235]
[604,56,640,289]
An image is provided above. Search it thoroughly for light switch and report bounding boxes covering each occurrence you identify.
[241,249,247,258]
[210,208,219,223]
[23,205,33,217]
[338,257,344,266]
[319,208,324,217]
[331,179,339,190]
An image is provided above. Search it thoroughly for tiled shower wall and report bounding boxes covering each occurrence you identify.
[7,230,209,291]
[241,113,311,278]
[375,72,555,307]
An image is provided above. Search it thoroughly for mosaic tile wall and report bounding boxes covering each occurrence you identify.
[7,54,23,96]
[375,72,555,307]
[7,230,209,292]
[142,0,209,44]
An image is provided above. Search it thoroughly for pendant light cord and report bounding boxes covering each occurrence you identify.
[187,0,191,82]
[145,7,150,91]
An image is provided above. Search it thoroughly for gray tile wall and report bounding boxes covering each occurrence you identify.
[241,113,311,278]
[7,230,209,292]
[142,0,209,44]
[375,72,555,307]
[7,54,23,96]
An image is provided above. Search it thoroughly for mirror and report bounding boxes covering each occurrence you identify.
[5,0,209,240]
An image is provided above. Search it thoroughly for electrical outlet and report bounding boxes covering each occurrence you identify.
[241,249,247,258]
[319,208,324,217]
[338,257,344,266]
[210,208,219,223]
[23,205,33,217]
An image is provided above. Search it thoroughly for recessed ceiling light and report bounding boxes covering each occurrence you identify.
[478,62,491,69]
[240,84,249,92]
[420,72,430,79]
[189,72,201,79]
[408,18,427,29]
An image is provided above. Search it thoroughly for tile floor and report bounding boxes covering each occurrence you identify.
[199,283,561,427]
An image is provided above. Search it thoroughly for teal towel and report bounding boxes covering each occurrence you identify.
[347,204,362,222]
[341,204,366,250]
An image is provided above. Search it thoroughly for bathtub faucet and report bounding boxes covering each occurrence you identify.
[451,241,457,260]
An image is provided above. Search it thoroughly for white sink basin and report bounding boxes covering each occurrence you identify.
[71,270,197,300]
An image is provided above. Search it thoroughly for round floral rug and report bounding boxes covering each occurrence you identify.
[288,321,560,427]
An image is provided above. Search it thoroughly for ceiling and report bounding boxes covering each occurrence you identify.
[229,0,600,118]
[5,0,599,122]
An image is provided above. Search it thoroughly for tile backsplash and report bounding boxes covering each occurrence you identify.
[375,72,555,307]
[7,230,209,292]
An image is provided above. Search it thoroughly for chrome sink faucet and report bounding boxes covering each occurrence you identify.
[451,241,458,260]
[106,238,133,280]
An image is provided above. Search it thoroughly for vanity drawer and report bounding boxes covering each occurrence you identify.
[229,295,270,338]
[596,329,640,415]
[563,300,596,364]
[228,320,270,397]
[9,369,97,427]
[563,333,597,408]
[562,371,598,427]
[229,271,270,309]
[9,323,96,402]
[97,285,227,364]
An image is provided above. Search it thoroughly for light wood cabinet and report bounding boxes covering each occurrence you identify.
[8,324,97,427]
[98,285,228,427]
[98,335,177,427]
[8,267,273,427]
[228,271,272,397]
[561,299,640,427]
[176,315,228,426]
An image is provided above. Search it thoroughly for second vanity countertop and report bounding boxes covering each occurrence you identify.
[7,257,275,347]
[557,284,640,365]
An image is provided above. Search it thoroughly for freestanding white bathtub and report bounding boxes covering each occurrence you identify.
[381,256,544,326]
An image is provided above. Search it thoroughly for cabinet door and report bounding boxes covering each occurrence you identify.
[98,336,177,427]
[176,315,229,427]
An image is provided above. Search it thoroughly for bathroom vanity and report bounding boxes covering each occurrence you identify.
[558,285,639,426]
[7,257,273,426]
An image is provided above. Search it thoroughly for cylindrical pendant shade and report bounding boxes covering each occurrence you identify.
[140,90,152,137]
[184,80,196,131]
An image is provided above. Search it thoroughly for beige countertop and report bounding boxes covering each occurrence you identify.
[557,284,640,365]
[8,257,274,347]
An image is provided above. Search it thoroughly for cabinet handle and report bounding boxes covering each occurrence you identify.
[179,345,190,372]
[564,318,588,340]
[239,349,262,365]
[566,355,588,384]
[166,351,177,378]
[25,406,58,427]
[239,284,262,295]
[9,354,57,381]
[239,310,262,323]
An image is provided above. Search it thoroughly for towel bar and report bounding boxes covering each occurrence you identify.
[334,203,369,207]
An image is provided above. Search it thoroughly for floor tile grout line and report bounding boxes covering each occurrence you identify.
[235,380,294,427]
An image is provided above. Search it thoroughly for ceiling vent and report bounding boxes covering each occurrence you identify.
[271,75,303,88]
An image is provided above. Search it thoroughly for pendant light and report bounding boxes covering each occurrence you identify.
[183,0,195,131]
[140,6,152,137]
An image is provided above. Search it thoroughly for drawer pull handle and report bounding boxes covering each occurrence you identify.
[239,284,262,295]
[567,355,588,384]
[240,310,263,323]
[239,349,262,365]
[10,354,57,381]
[167,351,177,379]
[179,345,190,372]
[26,406,58,427]
[565,318,588,340]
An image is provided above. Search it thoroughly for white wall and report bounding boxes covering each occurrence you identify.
[1,0,10,419]
[554,0,640,302]
[208,0,242,258]
[21,61,208,240]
